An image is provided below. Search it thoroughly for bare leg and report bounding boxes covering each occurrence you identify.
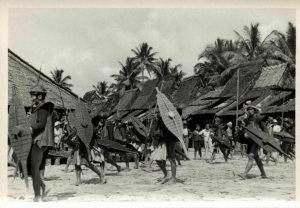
[103,150,121,173]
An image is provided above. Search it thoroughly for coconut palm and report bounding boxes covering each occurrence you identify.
[234,23,262,59]
[286,22,296,57]
[154,58,173,79]
[131,42,158,81]
[111,57,148,91]
[50,68,73,91]
[170,64,186,84]
[93,81,109,100]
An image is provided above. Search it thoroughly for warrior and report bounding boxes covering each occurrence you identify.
[92,114,121,173]
[28,83,57,201]
[62,121,106,186]
[208,117,230,163]
[237,103,267,179]
[151,111,178,184]
[113,118,131,171]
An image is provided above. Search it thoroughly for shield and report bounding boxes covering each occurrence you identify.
[74,100,93,161]
[115,140,139,154]
[97,139,138,154]
[156,88,189,158]
[211,135,233,149]
[8,92,32,188]
[129,115,148,142]
[245,126,292,159]
[273,131,295,143]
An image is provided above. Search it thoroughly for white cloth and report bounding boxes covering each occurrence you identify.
[273,125,282,133]
[150,143,167,161]
[183,128,189,137]
[200,129,211,142]
[54,128,63,144]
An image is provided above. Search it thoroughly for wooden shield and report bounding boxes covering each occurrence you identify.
[75,101,93,161]
[211,135,233,149]
[97,140,137,154]
[8,93,32,188]
[245,126,291,159]
[156,88,189,158]
[129,115,148,142]
[273,131,295,143]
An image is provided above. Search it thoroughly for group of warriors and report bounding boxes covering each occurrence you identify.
[8,83,295,202]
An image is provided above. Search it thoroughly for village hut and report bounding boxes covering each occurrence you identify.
[214,63,295,124]
[129,75,178,125]
[8,49,81,116]
[107,88,140,122]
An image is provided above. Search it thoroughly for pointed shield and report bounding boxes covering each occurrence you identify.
[245,126,292,159]
[156,88,189,158]
[74,100,93,161]
[8,91,32,188]
[273,131,295,143]
[129,115,148,142]
[211,135,233,149]
[97,140,138,154]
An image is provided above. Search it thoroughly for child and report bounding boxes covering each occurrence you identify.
[191,124,203,160]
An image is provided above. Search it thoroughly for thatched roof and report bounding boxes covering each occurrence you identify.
[172,75,204,108]
[253,63,293,89]
[131,76,176,110]
[131,79,160,110]
[219,61,264,97]
[8,49,80,109]
[181,87,225,118]
[112,88,139,112]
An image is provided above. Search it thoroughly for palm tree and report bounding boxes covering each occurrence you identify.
[111,57,148,91]
[131,42,158,82]
[51,68,73,91]
[170,64,185,84]
[286,22,296,58]
[234,23,262,59]
[154,58,172,79]
[93,81,109,100]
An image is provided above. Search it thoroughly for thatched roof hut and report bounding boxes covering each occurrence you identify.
[131,76,177,110]
[8,49,80,110]
[172,75,204,108]
[219,61,264,98]
[181,86,225,119]
[253,63,293,89]
[112,88,139,113]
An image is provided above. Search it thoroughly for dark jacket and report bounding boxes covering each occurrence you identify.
[30,102,56,148]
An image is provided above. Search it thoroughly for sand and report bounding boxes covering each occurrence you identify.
[7,151,295,202]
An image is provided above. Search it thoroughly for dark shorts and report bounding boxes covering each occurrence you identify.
[165,139,176,160]
[246,141,260,155]
[194,140,202,151]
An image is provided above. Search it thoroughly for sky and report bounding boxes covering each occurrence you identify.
[8,8,295,97]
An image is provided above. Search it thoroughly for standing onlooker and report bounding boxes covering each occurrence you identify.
[54,121,63,152]
[200,124,212,160]
[226,122,234,159]
[191,124,203,160]
[182,120,190,150]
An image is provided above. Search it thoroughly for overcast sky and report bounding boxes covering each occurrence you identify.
[9,8,295,97]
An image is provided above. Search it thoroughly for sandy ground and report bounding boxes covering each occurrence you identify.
[7,150,295,202]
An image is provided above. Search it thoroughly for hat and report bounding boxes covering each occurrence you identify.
[29,84,47,95]
[227,121,232,126]
[246,104,262,113]
[273,119,278,123]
